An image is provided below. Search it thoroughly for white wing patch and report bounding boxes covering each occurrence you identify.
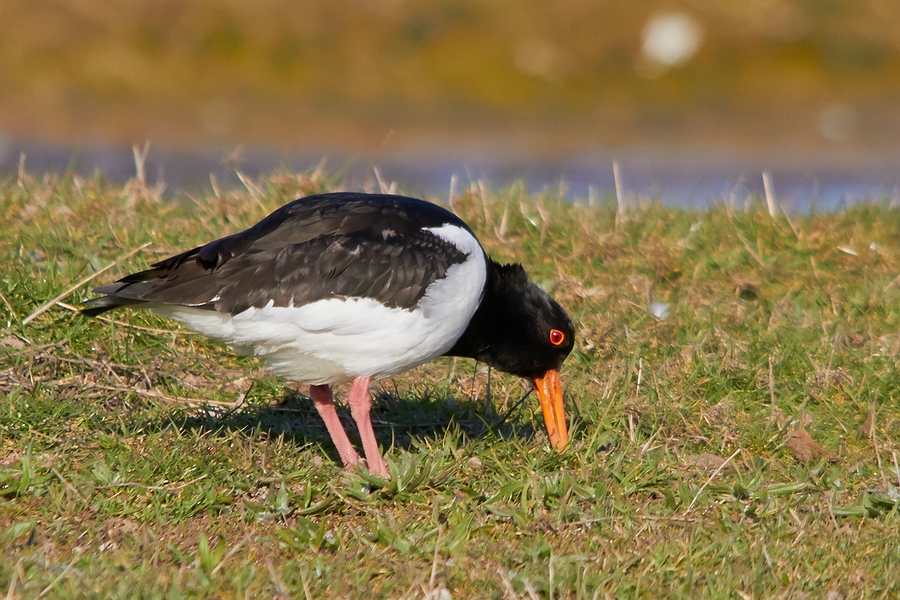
[155,224,487,385]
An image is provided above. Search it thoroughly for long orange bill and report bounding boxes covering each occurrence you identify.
[532,369,569,450]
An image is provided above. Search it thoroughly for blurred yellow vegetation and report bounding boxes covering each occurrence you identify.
[1,0,899,152]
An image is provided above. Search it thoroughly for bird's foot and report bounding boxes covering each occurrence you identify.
[350,458,391,481]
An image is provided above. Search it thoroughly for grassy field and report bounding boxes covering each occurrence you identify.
[2,167,900,598]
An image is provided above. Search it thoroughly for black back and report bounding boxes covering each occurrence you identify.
[82,193,475,315]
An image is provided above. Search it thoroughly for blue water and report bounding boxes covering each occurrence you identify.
[1,137,897,211]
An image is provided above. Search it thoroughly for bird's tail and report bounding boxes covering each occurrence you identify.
[79,284,149,316]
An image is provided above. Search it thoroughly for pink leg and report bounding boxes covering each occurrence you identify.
[347,376,389,478]
[309,384,361,469]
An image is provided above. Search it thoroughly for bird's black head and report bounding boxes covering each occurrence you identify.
[446,261,575,378]
[445,259,575,450]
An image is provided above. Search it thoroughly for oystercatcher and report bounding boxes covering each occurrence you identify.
[82,192,575,477]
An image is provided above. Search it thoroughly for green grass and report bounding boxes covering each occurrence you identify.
[2,169,900,598]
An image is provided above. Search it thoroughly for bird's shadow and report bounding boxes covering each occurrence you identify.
[163,384,539,467]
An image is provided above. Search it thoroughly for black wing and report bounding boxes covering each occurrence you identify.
[82,193,475,316]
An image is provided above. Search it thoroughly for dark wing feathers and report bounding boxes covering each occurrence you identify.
[205,230,467,314]
[81,193,473,316]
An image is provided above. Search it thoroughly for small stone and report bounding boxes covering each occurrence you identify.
[786,429,837,463]
[1,335,25,350]
[690,453,734,472]
[649,302,670,319]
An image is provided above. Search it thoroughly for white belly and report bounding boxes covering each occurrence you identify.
[154,224,486,385]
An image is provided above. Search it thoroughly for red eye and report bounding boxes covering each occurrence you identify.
[549,329,565,346]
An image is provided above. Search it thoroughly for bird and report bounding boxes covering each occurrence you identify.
[81,192,575,478]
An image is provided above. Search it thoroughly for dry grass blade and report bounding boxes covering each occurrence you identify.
[132,141,150,186]
[83,382,245,409]
[97,474,208,492]
[23,241,152,325]
[51,466,87,501]
[893,451,900,491]
[210,534,252,576]
[36,552,80,598]
[430,527,443,590]
[613,160,625,217]
[234,169,268,213]
[575,514,697,525]
[0,290,18,326]
[496,567,521,600]
[373,167,397,195]
[56,301,190,335]
[17,152,27,187]
[5,560,20,600]
[685,448,741,513]
[494,202,510,242]
[762,171,777,218]
[733,229,766,268]
[266,560,290,597]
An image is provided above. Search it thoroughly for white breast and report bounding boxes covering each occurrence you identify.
[154,224,487,385]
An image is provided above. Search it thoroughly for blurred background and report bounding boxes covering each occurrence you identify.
[1,0,899,205]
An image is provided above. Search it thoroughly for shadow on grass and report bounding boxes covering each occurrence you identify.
[159,385,539,467]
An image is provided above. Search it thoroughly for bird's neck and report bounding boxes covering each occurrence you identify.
[444,258,521,364]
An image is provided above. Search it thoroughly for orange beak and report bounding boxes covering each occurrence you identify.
[532,369,569,451]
